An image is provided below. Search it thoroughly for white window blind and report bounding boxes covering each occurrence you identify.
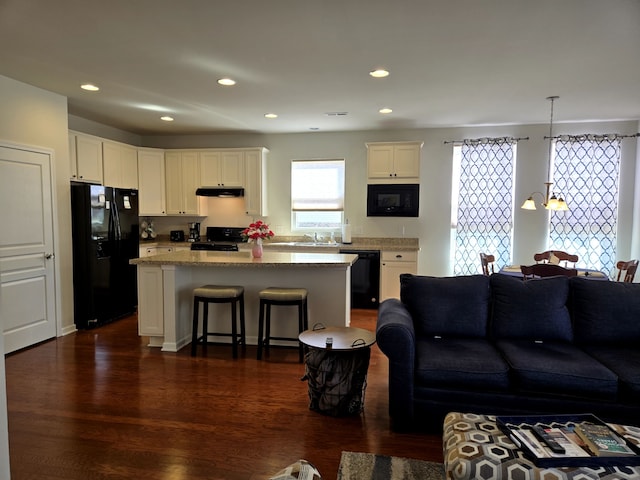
[291,159,345,211]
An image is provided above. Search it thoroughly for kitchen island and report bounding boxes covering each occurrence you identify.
[131,250,358,352]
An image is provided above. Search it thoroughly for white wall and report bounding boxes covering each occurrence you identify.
[0,73,73,480]
[141,121,639,276]
[0,75,74,333]
[0,327,8,479]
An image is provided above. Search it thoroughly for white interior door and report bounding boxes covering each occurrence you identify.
[0,145,56,353]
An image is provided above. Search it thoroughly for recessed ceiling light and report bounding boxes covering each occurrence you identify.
[160,116,174,122]
[379,108,393,114]
[81,83,100,91]
[217,78,236,86]
[264,113,278,119]
[369,69,389,78]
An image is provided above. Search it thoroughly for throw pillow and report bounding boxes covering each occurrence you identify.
[570,277,640,344]
[400,274,490,337]
[490,274,573,341]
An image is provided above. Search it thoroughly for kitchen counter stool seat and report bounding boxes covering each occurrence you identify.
[257,287,308,362]
[191,285,245,358]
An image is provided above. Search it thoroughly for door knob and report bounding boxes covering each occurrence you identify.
[45,253,55,259]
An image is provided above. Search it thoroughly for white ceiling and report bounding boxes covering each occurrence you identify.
[1,0,639,135]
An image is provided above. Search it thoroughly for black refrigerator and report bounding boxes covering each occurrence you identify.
[71,183,139,329]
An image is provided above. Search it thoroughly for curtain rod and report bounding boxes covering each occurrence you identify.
[443,136,529,146]
[545,133,640,141]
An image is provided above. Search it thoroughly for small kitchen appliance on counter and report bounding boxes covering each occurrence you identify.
[190,226,246,251]
[188,222,201,242]
[170,230,185,242]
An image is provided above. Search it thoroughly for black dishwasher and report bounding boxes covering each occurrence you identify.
[339,249,380,309]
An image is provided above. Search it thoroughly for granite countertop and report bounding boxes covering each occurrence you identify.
[130,249,358,267]
[140,236,419,252]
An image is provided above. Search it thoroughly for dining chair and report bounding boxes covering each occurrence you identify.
[479,253,495,276]
[533,250,579,268]
[520,263,578,279]
[616,260,638,283]
[519,264,536,280]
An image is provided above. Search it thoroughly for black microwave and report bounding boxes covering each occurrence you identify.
[367,184,419,217]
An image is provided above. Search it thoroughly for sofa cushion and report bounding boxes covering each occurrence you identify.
[415,337,510,391]
[570,277,640,345]
[400,274,490,338]
[490,274,572,341]
[583,345,640,401]
[496,339,618,400]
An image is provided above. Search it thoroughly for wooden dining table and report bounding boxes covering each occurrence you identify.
[498,265,610,280]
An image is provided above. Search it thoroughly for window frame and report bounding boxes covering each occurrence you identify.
[291,158,345,232]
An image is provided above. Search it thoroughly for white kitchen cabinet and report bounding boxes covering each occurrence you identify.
[138,148,166,216]
[165,151,205,215]
[137,265,164,336]
[103,140,138,188]
[69,132,103,184]
[140,246,156,258]
[244,148,269,216]
[366,141,422,183]
[380,250,418,301]
[200,150,245,187]
[139,245,189,257]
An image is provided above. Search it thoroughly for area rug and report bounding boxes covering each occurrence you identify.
[337,451,444,480]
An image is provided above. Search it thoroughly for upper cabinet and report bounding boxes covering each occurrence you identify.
[165,151,205,216]
[244,148,269,216]
[103,140,138,189]
[138,148,166,216]
[366,141,423,183]
[69,132,103,184]
[200,150,245,187]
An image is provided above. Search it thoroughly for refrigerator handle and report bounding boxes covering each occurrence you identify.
[112,188,122,240]
[108,197,115,241]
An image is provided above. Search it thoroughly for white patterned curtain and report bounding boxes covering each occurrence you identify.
[453,138,516,275]
[550,135,621,276]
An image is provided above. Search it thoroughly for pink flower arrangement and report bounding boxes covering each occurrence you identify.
[241,220,275,243]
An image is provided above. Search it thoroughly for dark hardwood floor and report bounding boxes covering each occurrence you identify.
[5,309,442,479]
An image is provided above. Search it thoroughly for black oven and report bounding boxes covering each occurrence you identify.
[367,184,419,217]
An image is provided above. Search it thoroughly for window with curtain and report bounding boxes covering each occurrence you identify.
[451,138,516,275]
[291,159,345,229]
[549,135,621,275]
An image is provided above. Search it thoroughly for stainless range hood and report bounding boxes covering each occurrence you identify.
[195,187,244,197]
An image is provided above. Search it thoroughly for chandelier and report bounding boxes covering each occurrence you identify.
[521,96,569,211]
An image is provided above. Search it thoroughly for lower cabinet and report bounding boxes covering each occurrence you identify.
[137,265,164,336]
[380,250,418,301]
[139,245,190,258]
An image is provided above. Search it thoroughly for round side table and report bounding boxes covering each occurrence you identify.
[299,325,376,416]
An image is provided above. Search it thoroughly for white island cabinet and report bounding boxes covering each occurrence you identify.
[131,250,357,352]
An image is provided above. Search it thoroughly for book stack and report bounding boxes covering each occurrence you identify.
[497,414,640,468]
[575,423,636,457]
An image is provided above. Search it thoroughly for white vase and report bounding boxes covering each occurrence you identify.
[252,238,263,258]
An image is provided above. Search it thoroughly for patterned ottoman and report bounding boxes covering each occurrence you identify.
[443,412,640,480]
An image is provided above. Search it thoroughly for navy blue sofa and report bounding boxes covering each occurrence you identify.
[376,273,640,431]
